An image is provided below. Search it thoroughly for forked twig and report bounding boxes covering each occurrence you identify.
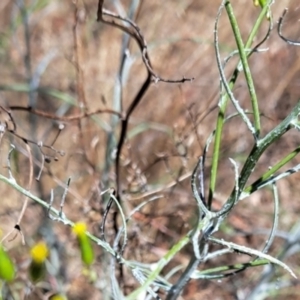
[97,1,194,84]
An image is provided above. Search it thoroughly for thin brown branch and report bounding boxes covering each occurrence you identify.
[8,106,123,121]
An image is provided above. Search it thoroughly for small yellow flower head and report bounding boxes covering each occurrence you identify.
[73,222,94,266]
[29,242,48,282]
[73,222,87,237]
[30,242,49,264]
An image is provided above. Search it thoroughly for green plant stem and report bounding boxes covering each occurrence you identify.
[211,101,300,219]
[211,100,300,222]
[208,1,272,206]
[218,100,300,215]
[191,259,270,279]
[243,145,300,197]
[225,0,260,136]
[238,101,300,195]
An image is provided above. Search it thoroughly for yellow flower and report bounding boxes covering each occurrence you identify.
[30,242,49,264]
[73,222,94,266]
[73,222,87,237]
[29,242,49,282]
